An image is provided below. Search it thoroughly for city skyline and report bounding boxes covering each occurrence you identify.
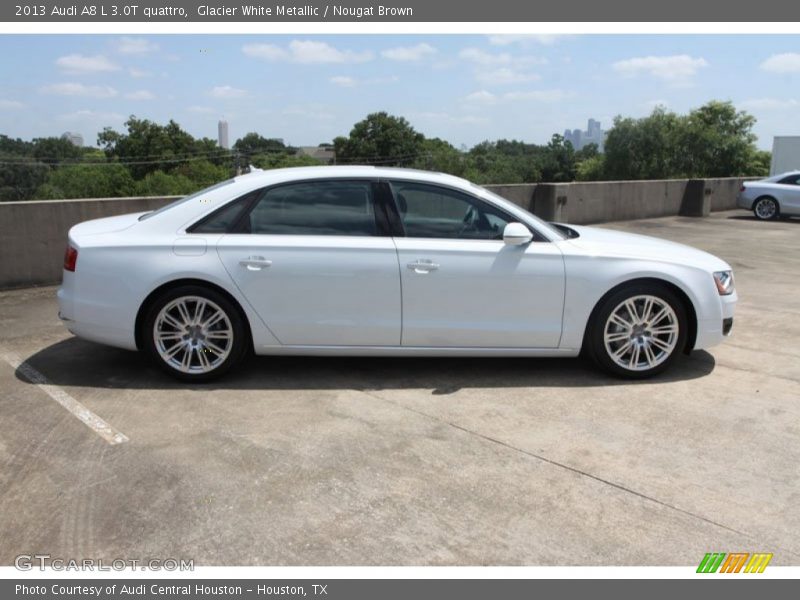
[1,34,799,150]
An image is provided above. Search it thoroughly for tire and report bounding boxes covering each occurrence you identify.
[142,285,248,382]
[753,196,779,221]
[586,283,688,379]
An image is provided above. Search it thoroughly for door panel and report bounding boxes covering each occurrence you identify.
[217,235,401,346]
[395,238,565,348]
[779,185,800,214]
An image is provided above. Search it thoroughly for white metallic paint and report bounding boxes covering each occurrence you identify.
[57,166,736,363]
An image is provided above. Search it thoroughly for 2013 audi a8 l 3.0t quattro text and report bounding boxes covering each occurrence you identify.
[58,166,737,382]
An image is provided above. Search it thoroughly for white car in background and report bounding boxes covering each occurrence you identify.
[58,166,737,382]
[738,171,800,220]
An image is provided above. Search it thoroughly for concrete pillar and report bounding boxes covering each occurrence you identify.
[679,179,711,217]
[532,184,569,222]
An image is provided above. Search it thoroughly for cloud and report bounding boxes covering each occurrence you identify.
[760,53,800,73]
[55,54,119,73]
[125,90,155,100]
[208,85,247,99]
[381,43,437,62]
[463,88,570,104]
[612,55,708,83]
[476,68,540,86]
[242,40,373,64]
[739,97,800,111]
[464,90,498,104]
[460,47,546,87]
[0,99,24,109]
[330,76,357,87]
[410,111,489,125]
[329,75,398,87]
[116,37,159,55]
[459,47,513,66]
[503,89,571,102]
[128,67,151,78]
[42,82,118,98]
[188,105,215,113]
[488,34,565,46]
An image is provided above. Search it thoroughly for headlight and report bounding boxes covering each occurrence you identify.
[713,270,735,295]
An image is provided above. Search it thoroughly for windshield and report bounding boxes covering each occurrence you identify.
[478,187,568,240]
[138,179,236,221]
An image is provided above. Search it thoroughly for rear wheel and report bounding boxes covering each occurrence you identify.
[753,196,779,221]
[586,283,688,379]
[143,285,247,382]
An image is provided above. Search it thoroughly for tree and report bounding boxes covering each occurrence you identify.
[31,137,83,165]
[233,133,287,159]
[333,112,424,165]
[603,107,683,180]
[98,116,228,178]
[35,164,135,199]
[674,101,759,177]
[539,134,577,182]
[602,102,765,180]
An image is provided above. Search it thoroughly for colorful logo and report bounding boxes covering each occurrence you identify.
[697,552,773,573]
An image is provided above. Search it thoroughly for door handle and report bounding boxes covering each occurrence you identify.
[407,259,439,273]
[239,256,272,271]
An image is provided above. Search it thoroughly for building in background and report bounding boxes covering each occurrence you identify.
[61,131,83,147]
[218,120,229,149]
[564,118,606,152]
[297,146,336,164]
[770,136,800,175]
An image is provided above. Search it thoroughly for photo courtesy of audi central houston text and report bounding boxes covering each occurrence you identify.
[0,33,798,570]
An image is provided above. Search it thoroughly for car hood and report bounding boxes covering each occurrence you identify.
[561,224,731,272]
[68,211,147,241]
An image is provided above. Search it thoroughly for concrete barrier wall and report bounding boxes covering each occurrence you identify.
[0,177,749,290]
[485,176,750,224]
[0,196,178,290]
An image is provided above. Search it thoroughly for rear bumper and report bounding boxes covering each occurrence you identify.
[736,194,753,210]
[57,274,138,351]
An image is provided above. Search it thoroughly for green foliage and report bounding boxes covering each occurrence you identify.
[250,153,322,170]
[575,155,607,181]
[233,133,288,159]
[35,164,135,199]
[0,103,774,202]
[133,171,197,196]
[98,116,229,178]
[603,102,768,180]
[334,112,425,165]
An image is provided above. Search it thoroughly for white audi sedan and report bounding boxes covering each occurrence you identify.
[737,171,800,220]
[58,166,736,381]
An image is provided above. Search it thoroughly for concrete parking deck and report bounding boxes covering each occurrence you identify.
[0,210,798,566]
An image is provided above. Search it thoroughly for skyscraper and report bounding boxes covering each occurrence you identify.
[218,120,229,149]
[564,119,606,152]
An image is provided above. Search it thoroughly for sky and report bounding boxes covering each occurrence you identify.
[0,34,799,150]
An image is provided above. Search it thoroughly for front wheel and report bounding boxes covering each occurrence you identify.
[143,286,248,382]
[753,196,779,221]
[586,284,688,379]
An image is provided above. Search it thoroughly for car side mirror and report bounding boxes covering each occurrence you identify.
[503,222,533,246]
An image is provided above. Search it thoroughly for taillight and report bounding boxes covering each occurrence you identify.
[64,245,78,272]
[739,185,746,192]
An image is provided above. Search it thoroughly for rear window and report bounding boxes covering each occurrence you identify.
[245,180,377,236]
[138,179,235,221]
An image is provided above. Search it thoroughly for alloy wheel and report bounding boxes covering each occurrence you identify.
[603,294,679,372]
[153,295,234,374]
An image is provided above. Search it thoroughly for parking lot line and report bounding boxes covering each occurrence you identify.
[1,348,129,445]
